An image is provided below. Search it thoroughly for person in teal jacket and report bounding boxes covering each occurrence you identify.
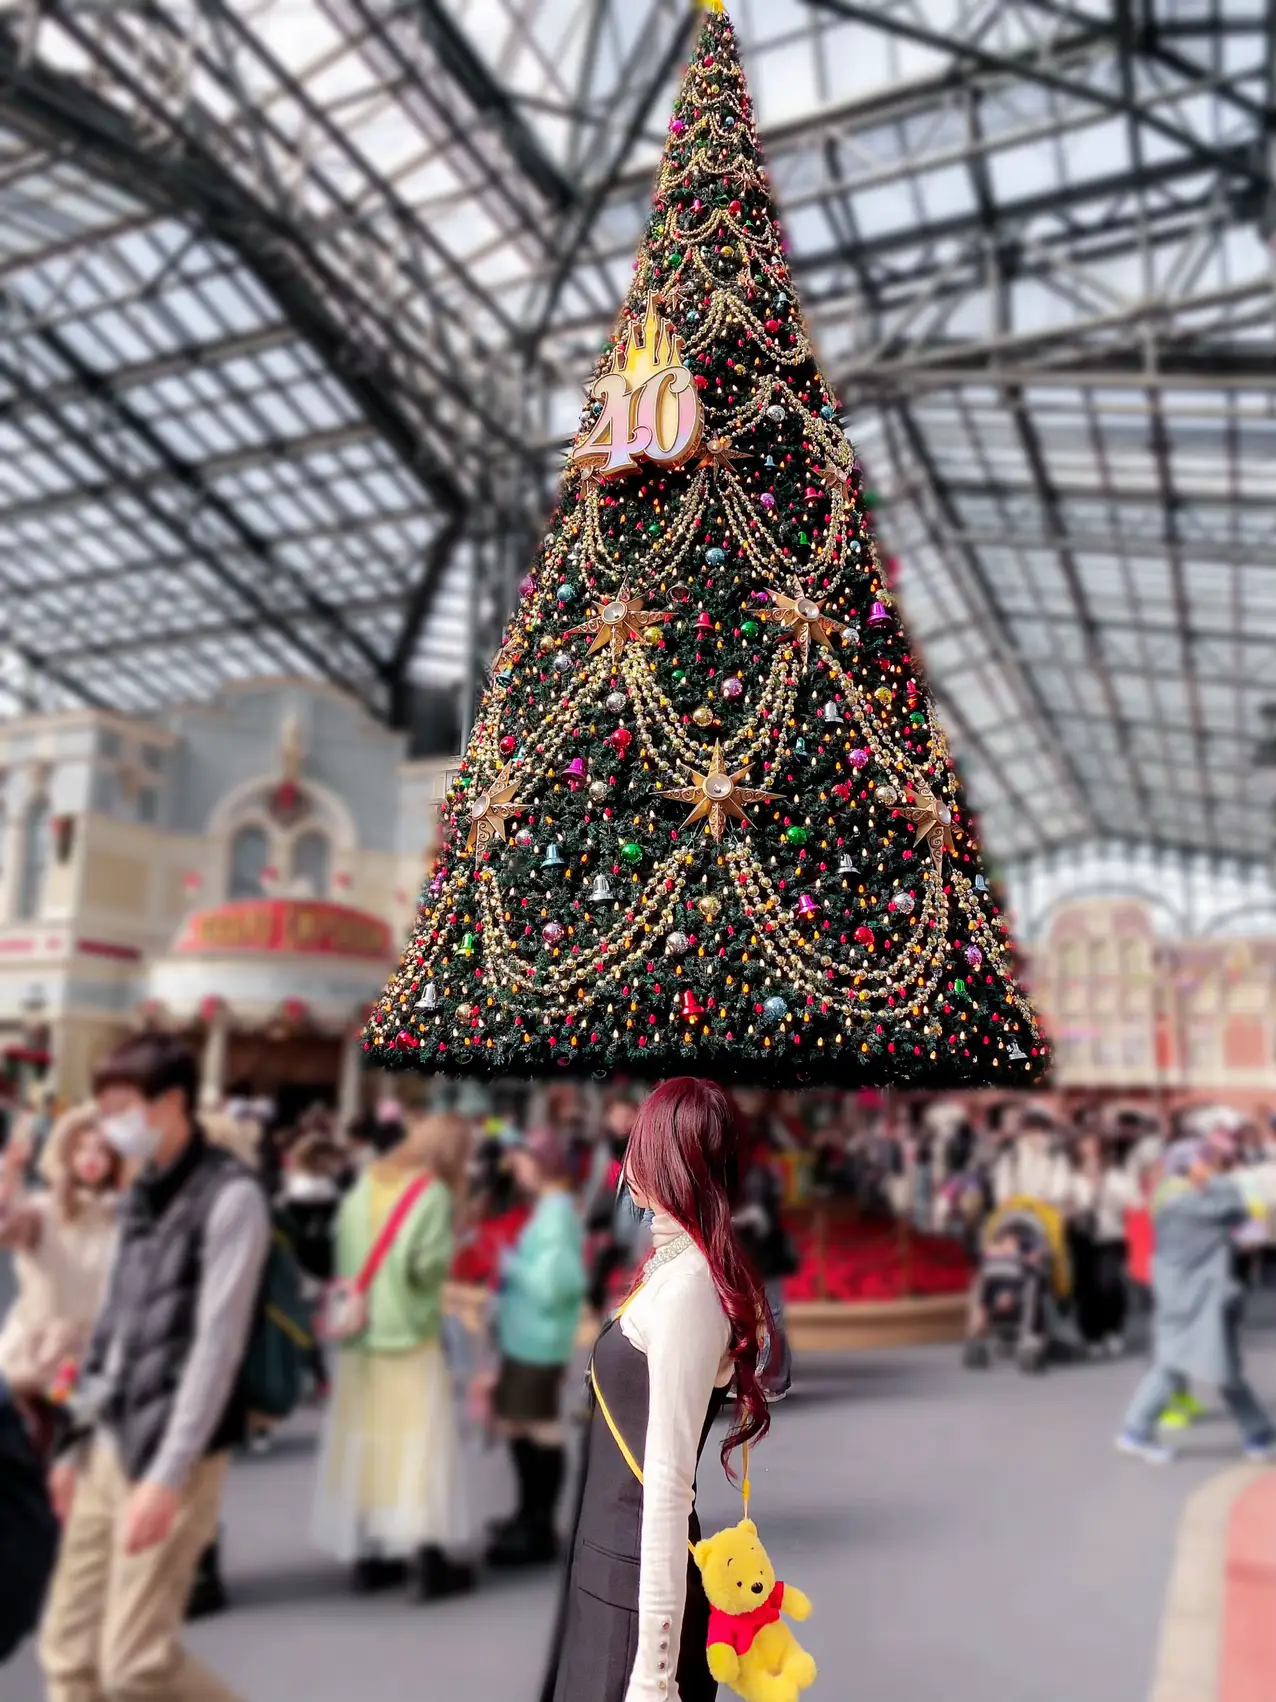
[483,1129,585,1568]
[312,1111,475,1600]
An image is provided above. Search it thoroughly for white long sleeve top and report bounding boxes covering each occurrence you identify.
[992,1137,1072,1209]
[1065,1166,1139,1243]
[619,1212,732,1702]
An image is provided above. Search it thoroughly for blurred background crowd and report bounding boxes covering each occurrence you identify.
[8,1072,1276,1492]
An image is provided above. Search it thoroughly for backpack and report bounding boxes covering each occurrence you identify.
[238,1217,314,1421]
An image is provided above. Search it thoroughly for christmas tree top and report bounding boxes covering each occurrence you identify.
[365,3,1049,1088]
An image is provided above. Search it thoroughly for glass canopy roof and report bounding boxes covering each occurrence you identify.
[0,0,1271,862]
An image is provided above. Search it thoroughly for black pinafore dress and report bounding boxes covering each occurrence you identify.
[539,1314,726,1702]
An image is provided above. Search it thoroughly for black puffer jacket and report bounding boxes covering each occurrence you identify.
[83,1130,251,1482]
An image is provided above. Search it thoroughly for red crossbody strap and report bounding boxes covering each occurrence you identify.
[355,1173,431,1295]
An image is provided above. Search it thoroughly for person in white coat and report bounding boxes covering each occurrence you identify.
[992,1111,1071,1210]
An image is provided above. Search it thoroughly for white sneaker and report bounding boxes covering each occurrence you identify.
[1115,1432,1175,1466]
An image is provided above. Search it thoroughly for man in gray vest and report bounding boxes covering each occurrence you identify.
[39,1035,269,1702]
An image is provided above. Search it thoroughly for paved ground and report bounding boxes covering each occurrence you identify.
[8,1294,1276,1702]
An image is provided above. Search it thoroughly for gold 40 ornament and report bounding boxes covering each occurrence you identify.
[572,297,704,480]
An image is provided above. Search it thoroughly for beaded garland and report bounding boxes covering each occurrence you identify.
[364,7,1049,1088]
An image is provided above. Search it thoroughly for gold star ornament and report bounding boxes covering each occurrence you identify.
[699,434,748,474]
[768,587,847,668]
[463,763,525,858]
[567,582,667,659]
[666,743,776,840]
[903,780,957,874]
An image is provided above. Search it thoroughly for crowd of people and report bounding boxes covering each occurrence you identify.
[3,1058,1276,1696]
[0,1043,798,1697]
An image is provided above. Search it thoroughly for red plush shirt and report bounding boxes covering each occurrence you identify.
[707,1582,786,1656]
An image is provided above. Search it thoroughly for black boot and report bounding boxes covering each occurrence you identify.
[534,1443,565,1558]
[186,1538,228,1620]
[417,1546,475,1601]
[486,1437,535,1541]
[352,1556,410,1594]
[487,1444,562,1568]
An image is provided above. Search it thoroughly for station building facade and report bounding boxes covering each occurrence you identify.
[0,679,450,1115]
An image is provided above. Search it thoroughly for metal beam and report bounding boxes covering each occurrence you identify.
[30,315,390,675]
[523,8,698,355]
[881,403,1100,839]
[844,352,1276,395]
[0,16,475,508]
[411,0,576,211]
[0,334,383,712]
[803,0,1268,196]
[386,513,466,729]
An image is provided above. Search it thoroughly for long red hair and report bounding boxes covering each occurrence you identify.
[624,1077,770,1471]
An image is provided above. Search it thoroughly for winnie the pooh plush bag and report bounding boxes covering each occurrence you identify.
[591,1298,817,1702]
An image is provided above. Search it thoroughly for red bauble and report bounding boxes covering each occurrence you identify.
[854,925,875,947]
[499,735,517,755]
[609,727,633,756]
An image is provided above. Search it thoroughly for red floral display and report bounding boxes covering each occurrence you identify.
[783,1219,970,1303]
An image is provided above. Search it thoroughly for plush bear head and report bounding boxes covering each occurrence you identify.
[693,1518,777,1614]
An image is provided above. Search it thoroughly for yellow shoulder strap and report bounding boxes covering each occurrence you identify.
[590,1356,646,1484]
[590,1285,751,1548]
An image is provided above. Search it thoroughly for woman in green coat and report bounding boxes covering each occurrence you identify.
[483,1129,585,1568]
[312,1112,475,1599]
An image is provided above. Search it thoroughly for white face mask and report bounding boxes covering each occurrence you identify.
[100,1107,162,1164]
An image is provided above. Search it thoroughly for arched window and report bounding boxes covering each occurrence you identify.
[228,824,270,900]
[1091,939,1117,976]
[1120,937,1148,977]
[1058,940,1084,976]
[291,830,331,899]
[16,798,50,921]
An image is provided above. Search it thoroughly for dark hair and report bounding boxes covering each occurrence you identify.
[93,1035,200,1114]
[624,1077,771,1474]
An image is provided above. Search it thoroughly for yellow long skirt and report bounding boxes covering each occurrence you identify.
[311,1340,471,1562]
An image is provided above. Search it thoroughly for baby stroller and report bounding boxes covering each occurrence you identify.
[963,1198,1071,1374]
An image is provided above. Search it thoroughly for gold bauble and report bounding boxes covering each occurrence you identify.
[874,686,892,705]
[693,705,714,727]
[697,896,722,922]
[643,625,664,647]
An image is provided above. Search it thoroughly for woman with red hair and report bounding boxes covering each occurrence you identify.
[540,1078,770,1702]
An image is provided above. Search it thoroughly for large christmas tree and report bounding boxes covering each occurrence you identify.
[366,2,1048,1088]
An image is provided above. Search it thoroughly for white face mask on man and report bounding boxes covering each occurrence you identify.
[99,1106,162,1164]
